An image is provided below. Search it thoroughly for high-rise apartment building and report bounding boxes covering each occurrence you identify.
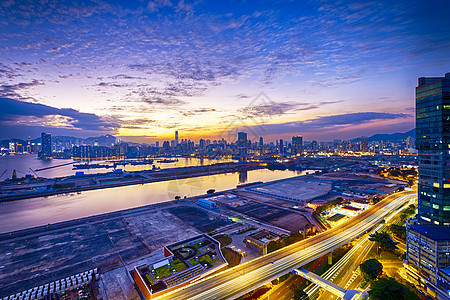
[237,132,248,162]
[361,138,368,152]
[292,135,303,155]
[279,139,284,154]
[39,132,52,159]
[405,225,450,299]
[416,73,450,225]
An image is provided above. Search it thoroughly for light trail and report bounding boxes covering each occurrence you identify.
[152,191,415,300]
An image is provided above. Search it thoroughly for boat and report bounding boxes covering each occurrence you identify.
[130,159,154,165]
[157,159,178,163]
[73,163,112,170]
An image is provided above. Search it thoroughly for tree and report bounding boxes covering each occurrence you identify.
[267,240,285,253]
[369,277,419,300]
[389,224,406,240]
[360,259,383,281]
[369,231,398,254]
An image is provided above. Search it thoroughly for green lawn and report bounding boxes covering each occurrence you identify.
[188,254,218,267]
[145,274,153,285]
[154,265,173,279]
[171,259,188,272]
[199,254,217,266]
[192,241,207,249]
[188,258,199,266]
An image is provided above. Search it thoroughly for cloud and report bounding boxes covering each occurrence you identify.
[179,107,216,117]
[147,0,173,12]
[0,80,44,101]
[0,98,118,135]
[120,118,155,129]
[238,100,344,118]
[235,112,410,136]
[97,81,129,88]
[110,74,145,80]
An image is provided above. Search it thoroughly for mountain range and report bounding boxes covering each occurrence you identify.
[350,129,415,142]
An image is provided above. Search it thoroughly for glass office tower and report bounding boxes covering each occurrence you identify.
[237,132,248,162]
[39,132,52,159]
[292,135,303,155]
[416,73,450,225]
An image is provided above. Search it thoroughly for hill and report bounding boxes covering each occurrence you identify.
[351,129,415,142]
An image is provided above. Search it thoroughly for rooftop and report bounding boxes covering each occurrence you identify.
[409,224,450,241]
[247,230,279,243]
[440,266,450,277]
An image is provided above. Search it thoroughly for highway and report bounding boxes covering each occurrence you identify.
[306,194,416,299]
[153,191,415,300]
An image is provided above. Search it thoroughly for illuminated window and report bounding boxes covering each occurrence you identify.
[443,206,450,211]
[433,182,440,188]
[444,105,450,109]
[422,201,430,207]
[444,184,450,188]
[433,204,439,209]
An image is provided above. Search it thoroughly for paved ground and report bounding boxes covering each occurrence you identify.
[167,205,232,232]
[0,208,199,298]
[269,213,310,232]
[96,250,166,300]
[228,229,260,262]
[231,201,289,223]
[249,178,332,202]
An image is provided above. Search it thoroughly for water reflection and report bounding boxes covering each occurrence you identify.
[238,170,248,183]
[0,169,309,234]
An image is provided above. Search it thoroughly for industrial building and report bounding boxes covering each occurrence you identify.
[197,198,218,209]
[244,230,279,255]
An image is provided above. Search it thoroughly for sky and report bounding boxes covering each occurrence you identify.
[1,0,450,143]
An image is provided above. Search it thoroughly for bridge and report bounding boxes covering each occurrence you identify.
[292,268,364,300]
[152,191,415,300]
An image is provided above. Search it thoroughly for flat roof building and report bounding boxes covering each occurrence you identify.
[244,230,279,255]
[133,234,228,299]
[405,224,450,299]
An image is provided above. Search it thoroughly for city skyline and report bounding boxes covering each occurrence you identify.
[1,1,450,142]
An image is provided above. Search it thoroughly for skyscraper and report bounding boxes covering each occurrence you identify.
[175,131,179,146]
[292,135,303,155]
[237,132,248,162]
[361,138,368,152]
[416,73,450,225]
[404,74,450,299]
[279,139,284,154]
[39,132,52,159]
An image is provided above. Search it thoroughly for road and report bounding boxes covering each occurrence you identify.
[306,195,416,300]
[153,191,415,300]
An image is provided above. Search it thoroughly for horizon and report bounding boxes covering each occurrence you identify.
[0,127,416,144]
[1,1,449,142]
